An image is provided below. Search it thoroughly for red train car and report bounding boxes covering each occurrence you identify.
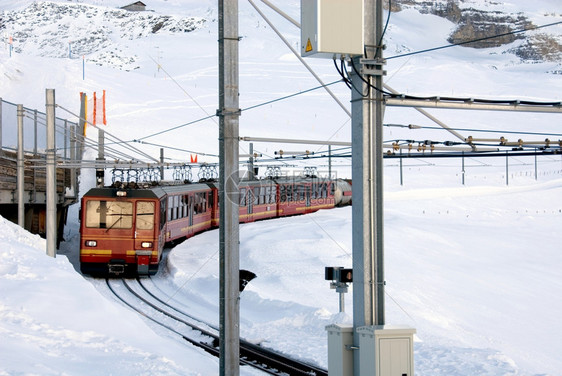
[80,178,351,276]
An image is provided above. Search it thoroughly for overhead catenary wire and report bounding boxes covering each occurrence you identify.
[56,104,160,162]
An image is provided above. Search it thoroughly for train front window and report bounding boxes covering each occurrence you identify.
[85,200,133,229]
[136,201,155,230]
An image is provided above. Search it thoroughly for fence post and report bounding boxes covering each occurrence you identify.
[461,151,465,185]
[46,89,57,257]
[505,151,509,186]
[534,148,537,180]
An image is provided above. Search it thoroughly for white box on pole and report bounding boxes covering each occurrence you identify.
[326,324,354,376]
[357,325,416,376]
[301,0,364,59]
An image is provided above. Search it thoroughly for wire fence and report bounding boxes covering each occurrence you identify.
[0,97,79,158]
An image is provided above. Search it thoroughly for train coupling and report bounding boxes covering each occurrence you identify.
[108,262,125,275]
[136,250,153,275]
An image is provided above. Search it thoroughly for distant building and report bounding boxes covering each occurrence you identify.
[120,1,147,12]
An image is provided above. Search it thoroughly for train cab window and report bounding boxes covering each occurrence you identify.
[136,201,155,230]
[85,200,133,229]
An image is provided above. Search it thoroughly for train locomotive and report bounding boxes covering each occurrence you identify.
[79,177,352,276]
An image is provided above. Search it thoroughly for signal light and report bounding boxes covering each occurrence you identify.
[339,268,353,283]
[141,242,153,248]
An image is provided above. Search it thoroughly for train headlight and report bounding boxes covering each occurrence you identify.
[141,242,153,248]
[85,240,97,247]
[116,190,127,197]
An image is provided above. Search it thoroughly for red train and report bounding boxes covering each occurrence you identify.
[80,177,352,276]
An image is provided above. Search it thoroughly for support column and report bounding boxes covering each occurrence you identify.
[46,89,57,258]
[219,1,240,375]
[351,0,385,374]
[17,104,24,227]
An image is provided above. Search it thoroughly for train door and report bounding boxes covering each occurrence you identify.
[305,184,311,207]
[134,200,156,274]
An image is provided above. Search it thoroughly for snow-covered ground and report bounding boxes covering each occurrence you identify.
[1,0,561,375]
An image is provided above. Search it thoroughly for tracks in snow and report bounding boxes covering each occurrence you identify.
[105,277,328,376]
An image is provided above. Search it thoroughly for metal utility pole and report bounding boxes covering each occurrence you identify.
[351,0,385,369]
[46,89,57,258]
[70,125,77,198]
[17,104,24,227]
[96,129,105,188]
[160,148,165,180]
[218,1,240,375]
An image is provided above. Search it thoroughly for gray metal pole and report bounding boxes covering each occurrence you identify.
[506,151,509,186]
[96,129,105,188]
[462,151,465,185]
[328,145,332,179]
[0,98,3,150]
[78,94,86,158]
[34,109,38,155]
[160,148,165,180]
[399,148,403,186]
[249,143,254,180]
[46,89,57,258]
[219,1,240,375]
[534,149,537,180]
[17,104,25,227]
[64,120,68,160]
[351,0,385,373]
[70,125,77,198]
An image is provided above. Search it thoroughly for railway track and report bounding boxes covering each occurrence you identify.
[106,277,328,376]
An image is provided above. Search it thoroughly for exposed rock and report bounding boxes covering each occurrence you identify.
[1,1,206,71]
[391,0,561,62]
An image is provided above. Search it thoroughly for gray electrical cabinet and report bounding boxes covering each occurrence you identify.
[357,325,416,376]
[301,0,364,58]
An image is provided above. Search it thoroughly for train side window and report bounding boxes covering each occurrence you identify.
[286,185,293,202]
[240,188,247,206]
[160,198,166,228]
[208,190,214,208]
[322,183,328,198]
[271,185,277,204]
[279,185,286,203]
[167,196,173,221]
[297,185,305,201]
[136,201,155,230]
[253,187,259,205]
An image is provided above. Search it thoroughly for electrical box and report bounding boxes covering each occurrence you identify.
[301,0,364,59]
[357,325,416,376]
[326,324,354,376]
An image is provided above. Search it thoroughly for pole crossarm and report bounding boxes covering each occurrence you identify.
[385,97,562,113]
